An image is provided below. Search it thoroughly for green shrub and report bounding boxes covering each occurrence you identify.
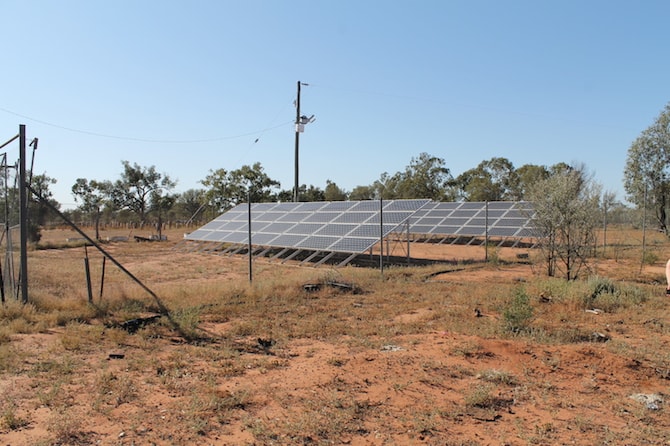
[503,287,533,333]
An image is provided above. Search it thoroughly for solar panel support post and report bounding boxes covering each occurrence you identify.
[406,221,410,266]
[379,197,384,275]
[485,201,489,262]
[248,192,253,284]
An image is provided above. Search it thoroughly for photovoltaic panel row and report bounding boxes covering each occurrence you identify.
[185,199,430,254]
[408,201,536,238]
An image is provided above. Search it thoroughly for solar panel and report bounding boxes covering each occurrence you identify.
[185,199,430,254]
[185,200,536,265]
[408,201,536,239]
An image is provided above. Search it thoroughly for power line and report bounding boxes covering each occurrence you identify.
[0,107,292,144]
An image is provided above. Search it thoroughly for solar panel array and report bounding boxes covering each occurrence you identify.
[408,201,536,238]
[185,199,431,254]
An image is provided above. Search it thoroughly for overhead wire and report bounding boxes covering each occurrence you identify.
[0,106,293,144]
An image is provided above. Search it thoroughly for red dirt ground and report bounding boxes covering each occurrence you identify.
[1,228,669,445]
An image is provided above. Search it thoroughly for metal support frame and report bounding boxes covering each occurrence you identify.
[271,247,290,260]
[281,249,303,263]
[302,250,324,264]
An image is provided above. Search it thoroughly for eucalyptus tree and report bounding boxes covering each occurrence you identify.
[324,180,347,201]
[276,184,325,202]
[455,157,520,202]
[229,163,280,203]
[174,189,208,224]
[623,102,670,234]
[110,161,176,226]
[515,164,550,200]
[348,185,375,201]
[71,178,113,240]
[200,168,233,212]
[150,189,178,239]
[393,152,454,200]
[25,173,60,241]
[201,162,280,212]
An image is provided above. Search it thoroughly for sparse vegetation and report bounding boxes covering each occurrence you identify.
[0,226,669,445]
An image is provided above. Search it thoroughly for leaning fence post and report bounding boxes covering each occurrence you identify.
[99,257,106,299]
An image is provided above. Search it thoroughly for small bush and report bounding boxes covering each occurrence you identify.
[643,250,659,265]
[1,400,28,431]
[464,383,497,408]
[583,277,617,309]
[477,369,517,385]
[503,287,534,333]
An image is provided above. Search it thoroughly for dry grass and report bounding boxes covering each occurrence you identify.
[0,226,669,444]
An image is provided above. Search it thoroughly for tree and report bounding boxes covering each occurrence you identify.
[528,164,601,279]
[200,168,233,212]
[150,189,178,240]
[349,185,375,201]
[201,163,280,212]
[111,161,176,226]
[454,161,558,202]
[174,189,207,224]
[229,163,281,203]
[324,180,347,201]
[26,173,60,242]
[71,178,112,240]
[276,184,325,202]
[392,153,454,200]
[623,102,670,234]
[515,164,550,200]
[455,157,519,201]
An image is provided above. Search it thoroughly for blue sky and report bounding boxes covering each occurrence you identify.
[2,1,669,209]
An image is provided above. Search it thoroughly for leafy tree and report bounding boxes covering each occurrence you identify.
[150,189,178,240]
[201,168,233,212]
[274,188,293,203]
[26,173,60,241]
[528,164,601,279]
[390,153,454,200]
[174,189,208,224]
[455,157,519,201]
[110,161,176,226]
[623,102,670,234]
[549,162,573,176]
[71,178,112,240]
[201,162,280,212]
[276,184,325,202]
[230,163,281,203]
[301,184,325,202]
[349,185,375,201]
[370,172,397,199]
[454,161,561,202]
[515,164,550,200]
[324,180,347,201]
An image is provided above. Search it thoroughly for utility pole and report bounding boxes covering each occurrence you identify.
[293,81,301,202]
[293,81,315,202]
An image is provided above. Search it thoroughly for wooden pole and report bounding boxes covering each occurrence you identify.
[294,81,301,202]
